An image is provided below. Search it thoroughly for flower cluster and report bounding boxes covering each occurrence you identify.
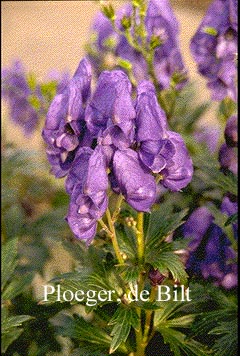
[190,0,238,101]
[1,60,69,135]
[88,0,188,90]
[183,195,238,289]
[42,58,193,244]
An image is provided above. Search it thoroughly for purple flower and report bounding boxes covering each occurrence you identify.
[183,201,238,289]
[135,81,193,190]
[112,149,156,212]
[42,58,93,178]
[1,60,42,135]
[88,0,188,89]
[65,146,108,244]
[190,0,238,101]
[224,115,238,147]
[218,143,238,175]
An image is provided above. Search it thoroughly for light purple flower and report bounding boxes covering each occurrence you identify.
[1,60,42,135]
[112,149,156,212]
[190,0,238,101]
[88,0,188,89]
[65,146,108,244]
[42,58,93,178]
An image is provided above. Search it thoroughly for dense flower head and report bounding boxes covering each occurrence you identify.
[190,0,238,101]
[42,57,193,243]
[88,0,188,90]
[183,200,238,289]
[1,60,70,136]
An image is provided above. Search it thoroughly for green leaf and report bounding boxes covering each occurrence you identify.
[224,212,238,226]
[159,328,211,356]
[54,313,111,347]
[117,263,141,283]
[108,305,140,354]
[146,207,188,252]
[2,315,34,332]
[148,251,188,285]
[1,328,23,353]
[210,319,237,356]
[1,238,18,290]
[2,272,34,301]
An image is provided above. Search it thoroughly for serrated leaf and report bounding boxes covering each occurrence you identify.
[117,263,141,283]
[149,251,188,285]
[108,306,140,353]
[1,238,18,290]
[159,327,211,356]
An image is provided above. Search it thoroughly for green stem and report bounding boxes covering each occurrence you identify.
[142,286,157,344]
[112,194,124,222]
[136,212,144,264]
[106,208,124,265]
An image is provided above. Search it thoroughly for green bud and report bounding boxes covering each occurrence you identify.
[27,94,41,110]
[117,58,132,71]
[40,81,57,100]
[132,0,144,7]
[26,73,37,91]
[103,36,118,49]
[121,16,132,30]
[203,26,218,36]
[101,3,115,21]
[150,35,162,50]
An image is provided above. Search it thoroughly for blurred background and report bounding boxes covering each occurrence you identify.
[2,0,215,147]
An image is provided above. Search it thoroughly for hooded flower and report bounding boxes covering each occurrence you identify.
[112,149,156,212]
[42,58,93,178]
[183,202,238,289]
[190,0,238,101]
[88,0,188,89]
[65,146,108,244]
[135,81,193,190]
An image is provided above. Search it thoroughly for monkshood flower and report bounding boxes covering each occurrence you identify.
[135,81,193,191]
[43,58,193,243]
[88,0,188,90]
[42,58,92,178]
[1,60,41,135]
[224,115,238,147]
[183,201,238,289]
[190,0,238,101]
[65,146,108,244]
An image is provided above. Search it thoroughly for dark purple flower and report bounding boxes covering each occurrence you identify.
[112,149,156,212]
[88,0,188,90]
[1,60,42,135]
[183,201,238,289]
[42,58,93,178]
[224,115,238,147]
[65,146,108,244]
[218,143,238,175]
[190,0,238,101]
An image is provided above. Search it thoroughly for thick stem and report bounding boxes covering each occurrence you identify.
[106,208,124,265]
[142,286,157,344]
